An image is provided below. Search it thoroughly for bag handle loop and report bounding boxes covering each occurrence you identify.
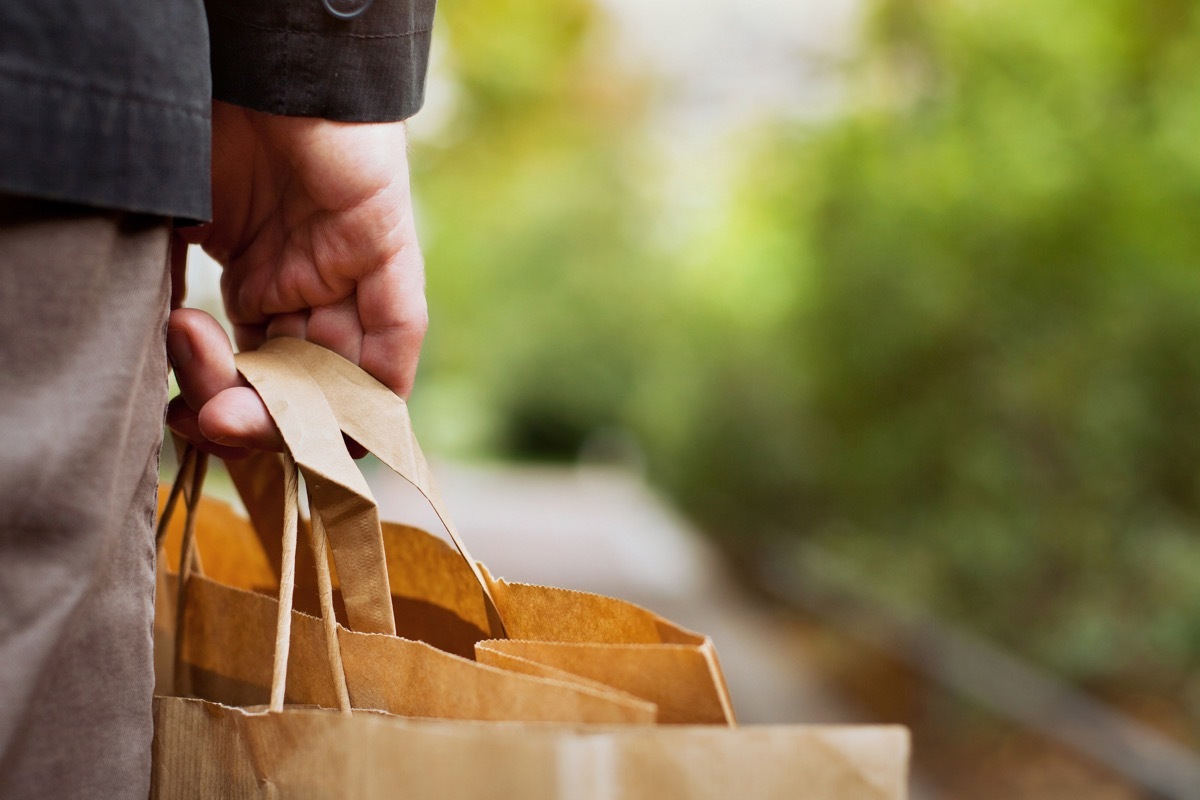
[158,443,209,697]
[236,347,397,636]
[253,337,506,637]
[267,454,352,714]
[162,445,352,714]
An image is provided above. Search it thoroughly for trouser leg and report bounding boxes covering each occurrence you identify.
[0,197,170,799]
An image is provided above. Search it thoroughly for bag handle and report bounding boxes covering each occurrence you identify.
[268,453,353,714]
[236,348,397,636]
[268,452,300,711]
[157,443,209,698]
[249,337,506,637]
[162,446,353,714]
[301,480,353,714]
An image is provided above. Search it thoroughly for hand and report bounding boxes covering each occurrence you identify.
[167,100,427,456]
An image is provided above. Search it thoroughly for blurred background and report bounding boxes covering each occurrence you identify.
[184,0,1200,796]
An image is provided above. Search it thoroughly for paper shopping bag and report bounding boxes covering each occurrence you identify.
[153,436,908,799]
[155,352,656,724]
[266,337,735,723]
[152,698,909,800]
[158,338,733,724]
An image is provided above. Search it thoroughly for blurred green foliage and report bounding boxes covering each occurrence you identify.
[410,0,668,459]
[414,0,1200,699]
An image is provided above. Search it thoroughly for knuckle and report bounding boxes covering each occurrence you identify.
[409,296,429,338]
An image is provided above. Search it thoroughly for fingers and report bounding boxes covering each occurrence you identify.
[243,250,426,401]
[169,308,240,412]
[206,112,425,405]
[169,307,369,458]
[355,243,428,400]
[197,387,282,451]
[165,395,252,461]
[266,310,310,342]
[167,308,282,453]
[303,298,362,365]
[232,322,267,353]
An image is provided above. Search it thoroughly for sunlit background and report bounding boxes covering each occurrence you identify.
[184,0,1200,796]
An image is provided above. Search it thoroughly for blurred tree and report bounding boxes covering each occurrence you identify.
[654,0,1200,699]
[414,0,1200,717]
[411,0,665,460]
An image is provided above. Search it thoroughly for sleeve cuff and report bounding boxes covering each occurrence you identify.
[206,0,436,122]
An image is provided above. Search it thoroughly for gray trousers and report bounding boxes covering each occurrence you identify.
[0,197,170,799]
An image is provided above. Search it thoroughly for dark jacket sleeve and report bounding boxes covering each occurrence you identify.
[205,0,436,122]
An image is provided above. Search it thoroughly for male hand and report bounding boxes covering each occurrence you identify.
[167,100,426,456]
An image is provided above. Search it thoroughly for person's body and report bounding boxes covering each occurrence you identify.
[0,2,435,796]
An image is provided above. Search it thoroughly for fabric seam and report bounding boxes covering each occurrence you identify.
[210,12,432,40]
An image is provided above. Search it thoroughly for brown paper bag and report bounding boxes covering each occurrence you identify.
[153,435,908,799]
[152,698,909,800]
[158,338,733,724]
[156,353,656,725]
[263,337,735,724]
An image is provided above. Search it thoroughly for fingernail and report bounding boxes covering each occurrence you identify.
[167,327,192,366]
